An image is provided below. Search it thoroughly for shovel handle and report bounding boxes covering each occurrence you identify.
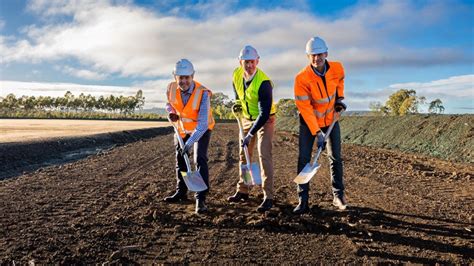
[232,106,253,168]
[310,111,343,165]
[167,116,193,173]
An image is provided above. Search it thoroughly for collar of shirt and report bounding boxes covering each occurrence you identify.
[312,63,327,77]
[180,82,195,96]
[243,69,257,82]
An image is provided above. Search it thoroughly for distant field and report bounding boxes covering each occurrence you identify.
[0,119,169,143]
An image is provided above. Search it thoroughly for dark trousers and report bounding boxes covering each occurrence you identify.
[297,115,344,200]
[175,130,211,200]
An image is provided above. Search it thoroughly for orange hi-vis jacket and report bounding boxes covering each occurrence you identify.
[167,81,215,137]
[294,61,345,135]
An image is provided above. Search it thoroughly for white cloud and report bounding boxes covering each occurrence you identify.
[0,20,5,30]
[389,74,474,98]
[60,66,108,80]
[0,80,138,97]
[1,0,472,113]
[344,75,474,112]
[1,1,469,82]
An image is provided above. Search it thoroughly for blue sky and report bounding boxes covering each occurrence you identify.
[0,0,473,113]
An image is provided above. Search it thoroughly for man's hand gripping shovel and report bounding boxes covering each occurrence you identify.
[168,116,208,192]
[294,111,343,185]
[232,104,262,186]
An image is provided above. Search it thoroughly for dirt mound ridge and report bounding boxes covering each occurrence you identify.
[277,114,473,163]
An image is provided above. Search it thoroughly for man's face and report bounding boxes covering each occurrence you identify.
[240,59,259,76]
[308,52,328,68]
[175,75,194,91]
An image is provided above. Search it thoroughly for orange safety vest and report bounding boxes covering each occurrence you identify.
[167,81,215,137]
[294,61,345,135]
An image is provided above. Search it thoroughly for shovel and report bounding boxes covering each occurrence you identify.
[168,117,208,192]
[232,105,262,186]
[294,112,342,185]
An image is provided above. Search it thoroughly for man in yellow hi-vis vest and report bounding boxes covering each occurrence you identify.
[164,59,215,214]
[227,45,277,213]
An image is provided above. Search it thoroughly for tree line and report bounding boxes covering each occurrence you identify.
[0,88,445,120]
[369,89,445,115]
[0,90,145,114]
[206,89,445,120]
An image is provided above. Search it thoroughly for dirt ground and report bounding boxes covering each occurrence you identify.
[0,124,473,264]
[0,119,167,143]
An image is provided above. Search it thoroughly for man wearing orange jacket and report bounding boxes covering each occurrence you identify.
[293,37,347,214]
[164,59,215,214]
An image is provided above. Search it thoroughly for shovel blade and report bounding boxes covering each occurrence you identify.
[250,163,262,185]
[241,163,262,186]
[181,171,208,192]
[241,165,253,185]
[294,162,321,184]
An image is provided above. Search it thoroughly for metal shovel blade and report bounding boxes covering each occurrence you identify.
[241,163,262,185]
[241,165,253,185]
[250,163,262,185]
[180,170,208,192]
[293,162,321,184]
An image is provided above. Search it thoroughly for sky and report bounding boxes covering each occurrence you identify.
[0,0,473,113]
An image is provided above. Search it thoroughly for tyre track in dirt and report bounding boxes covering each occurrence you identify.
[0,124,473,264]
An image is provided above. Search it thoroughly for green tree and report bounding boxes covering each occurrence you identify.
[3,93,18,110]
[428,98,445,114]
[385,89,425,116]
[210,92,234,119]
[369,101,388,115]
[135,90,145,110]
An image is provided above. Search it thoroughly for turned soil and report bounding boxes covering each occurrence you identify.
[0,123,472,264]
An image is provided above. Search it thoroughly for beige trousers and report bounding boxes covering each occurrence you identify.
[237,115,275,199]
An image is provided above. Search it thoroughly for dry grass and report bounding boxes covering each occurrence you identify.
[0,119,168,143]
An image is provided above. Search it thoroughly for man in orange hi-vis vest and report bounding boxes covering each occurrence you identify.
[293,37,348,214]
[164,59,215,214]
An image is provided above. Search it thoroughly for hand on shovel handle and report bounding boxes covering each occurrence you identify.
[241,133,252,147]
[316,131,326,150]
[169,113,179,122]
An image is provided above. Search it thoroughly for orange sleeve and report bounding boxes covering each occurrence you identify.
[294,75,320,135]
[336,63,345,99]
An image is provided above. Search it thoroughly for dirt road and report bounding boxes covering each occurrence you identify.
[0,124,472,264]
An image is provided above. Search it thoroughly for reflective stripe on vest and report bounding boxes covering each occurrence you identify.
[314,107,334,118]
[314,93,336,104]
[295,95,310,101]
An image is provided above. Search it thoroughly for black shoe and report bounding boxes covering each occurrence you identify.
[163,191,187,203]
[293,199,309,214]
[195,199,208,214]
[227,192,249,203]
[257,199,273,213]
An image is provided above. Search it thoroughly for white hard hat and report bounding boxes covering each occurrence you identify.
[305,37,328,54]
[238,45,260,60]
[173,59,195,76]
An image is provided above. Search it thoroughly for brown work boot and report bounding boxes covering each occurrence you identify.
[227,192,249,203]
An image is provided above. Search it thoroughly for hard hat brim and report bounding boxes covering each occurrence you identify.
[173,70,195,76]
[306,49,328,55]
[239,55,260,60]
